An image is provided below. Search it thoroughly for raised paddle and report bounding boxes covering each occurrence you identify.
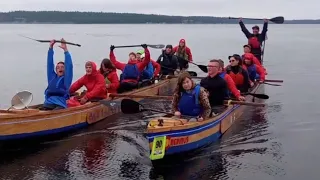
[228,16,285,24]
[114,44,165,49]
[109,94,266,106]
[18,35,81,47]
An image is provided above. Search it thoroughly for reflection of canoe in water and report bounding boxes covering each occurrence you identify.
[146,82,264,162]
[0,78,178,141]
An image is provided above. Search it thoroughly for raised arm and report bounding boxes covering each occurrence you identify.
[239,19,252,38]
[109,46,126,71]
[137,45,151,71]
[47,40,56,83]
[261,20,268,41]
[59,39,73,89]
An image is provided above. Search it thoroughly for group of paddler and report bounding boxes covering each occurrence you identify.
[39,18,272,120]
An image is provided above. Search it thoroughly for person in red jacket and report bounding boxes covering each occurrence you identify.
[242,55,265,83]
[243,45,267,74]
[109,44,150,93]
[67,61,107,107]
[173,39,193,70]
[99,58,120,94]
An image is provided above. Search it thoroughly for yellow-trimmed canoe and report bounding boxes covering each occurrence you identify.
[146,82,264,161]
[0,78,178,141]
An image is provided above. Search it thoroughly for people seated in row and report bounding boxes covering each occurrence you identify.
[173,39,193,70]
[99,58,120,94]
[225,55,251,93]
[171,72,211,121]
[40,39,73,110]
[157,45,179,75]
[67,61,107,107]
[136,49,161,81]
[109,44,151,93]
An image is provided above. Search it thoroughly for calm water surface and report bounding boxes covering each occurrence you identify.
[0,24,320,180]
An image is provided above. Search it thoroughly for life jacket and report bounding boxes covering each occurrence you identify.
[226,66,244,86]
[246,64,260,81]
[248,36,261,49]
[178,84,202,117]
[121,64,140,81]
[219,72,231,98]
[140,62,154,80]
[45,76,68,98]
[175,48,188,60]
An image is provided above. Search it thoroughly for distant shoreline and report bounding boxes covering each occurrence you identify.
[1,11,320,24]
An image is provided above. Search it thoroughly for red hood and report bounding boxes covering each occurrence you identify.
[86,61,98,76]
[179,39,186,47]
[243,53,254,61]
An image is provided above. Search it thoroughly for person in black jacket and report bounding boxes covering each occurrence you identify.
[157,45,179,75]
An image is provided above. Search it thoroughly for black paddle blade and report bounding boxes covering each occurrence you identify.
[121,99,143,114]
[248,93,269,99]
[148,44,165,49]
[264,82,282,86]
[270,16,284,24]
[198,65,208,73]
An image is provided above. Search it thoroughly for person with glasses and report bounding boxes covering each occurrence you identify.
[226,55,252,93]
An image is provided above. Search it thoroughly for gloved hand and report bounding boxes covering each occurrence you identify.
[110,45,115,51]
[141,44,147,49]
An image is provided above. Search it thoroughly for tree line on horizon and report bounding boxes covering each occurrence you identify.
[0,11,318,24]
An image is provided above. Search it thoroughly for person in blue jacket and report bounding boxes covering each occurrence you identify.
[40,39,73,110]
[136,49,154,80]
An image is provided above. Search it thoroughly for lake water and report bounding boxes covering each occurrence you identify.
[0,24,319,180]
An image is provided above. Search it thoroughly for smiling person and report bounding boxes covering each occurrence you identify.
[40,39,73,111]
[67,61,107,107]
[171,72,211,121]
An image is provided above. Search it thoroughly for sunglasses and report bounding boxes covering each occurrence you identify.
[229,59,236,63]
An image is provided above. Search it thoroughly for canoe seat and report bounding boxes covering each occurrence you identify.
[148,118,188,128]
[0,108,40,114]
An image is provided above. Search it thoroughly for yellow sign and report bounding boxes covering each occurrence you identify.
[149,136,166,160]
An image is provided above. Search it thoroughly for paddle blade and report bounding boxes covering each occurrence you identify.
[270,16,284,24]
[11,90,33,109]
[187,71,198,77]
[148,44,165,49]
[248,93,269,99]
[198,65,208,73]
[121,99,143,114]
[264,82,282,86]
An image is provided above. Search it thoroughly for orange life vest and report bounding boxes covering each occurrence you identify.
[226,66,244,86]
[248,36,261,49]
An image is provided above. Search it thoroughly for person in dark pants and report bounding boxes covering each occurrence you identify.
[239,18,268,63]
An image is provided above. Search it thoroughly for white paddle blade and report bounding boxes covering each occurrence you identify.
[11,91,33,109]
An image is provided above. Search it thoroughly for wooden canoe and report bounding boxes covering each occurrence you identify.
[146,82,264,161]
[0,78,178,141]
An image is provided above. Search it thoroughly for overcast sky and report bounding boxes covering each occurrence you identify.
[0,0,318,20]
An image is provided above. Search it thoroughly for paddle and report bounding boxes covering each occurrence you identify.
[265,79,283,83]
[109,94,266,106]
[228,16,284,24]
[263,82,281,86]
[114,44,165,49]
[18,35,81,47]
[160,65,198,77]
[178,57,208,73]
[243,92,269,99]
[120,98,173,115]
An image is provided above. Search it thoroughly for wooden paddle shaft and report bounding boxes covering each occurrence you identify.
[110,94,265,106]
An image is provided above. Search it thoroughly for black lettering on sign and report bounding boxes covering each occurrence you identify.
[155,139,163,149]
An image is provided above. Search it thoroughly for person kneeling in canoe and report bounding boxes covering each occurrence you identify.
[67,61,107,107]
[226,55,251,93]
[99,58,120,94]
[156,45,179,75]
[109,44,151,93]
[171,72,211,121]
[40,39,73,110]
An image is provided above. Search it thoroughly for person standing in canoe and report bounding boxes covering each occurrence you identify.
[67,61,107,107]
[99,58,120,94]
[171,72,211,121]
[157,45,179,75]
[173,39,193,70]
[242,54,266,83]
[40,39,73,110]
[109,44,151,93]
[136,49,161,80]
[216,58,246,101]
[243,45,267,74]
[239,18,268,63]
[200,60,245,113]
[225,54,252,92]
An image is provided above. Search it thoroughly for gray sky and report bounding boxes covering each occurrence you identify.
[0,0,318,20]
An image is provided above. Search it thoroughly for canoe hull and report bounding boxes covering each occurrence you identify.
[146,83,263,161]
[0,78,177,141]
